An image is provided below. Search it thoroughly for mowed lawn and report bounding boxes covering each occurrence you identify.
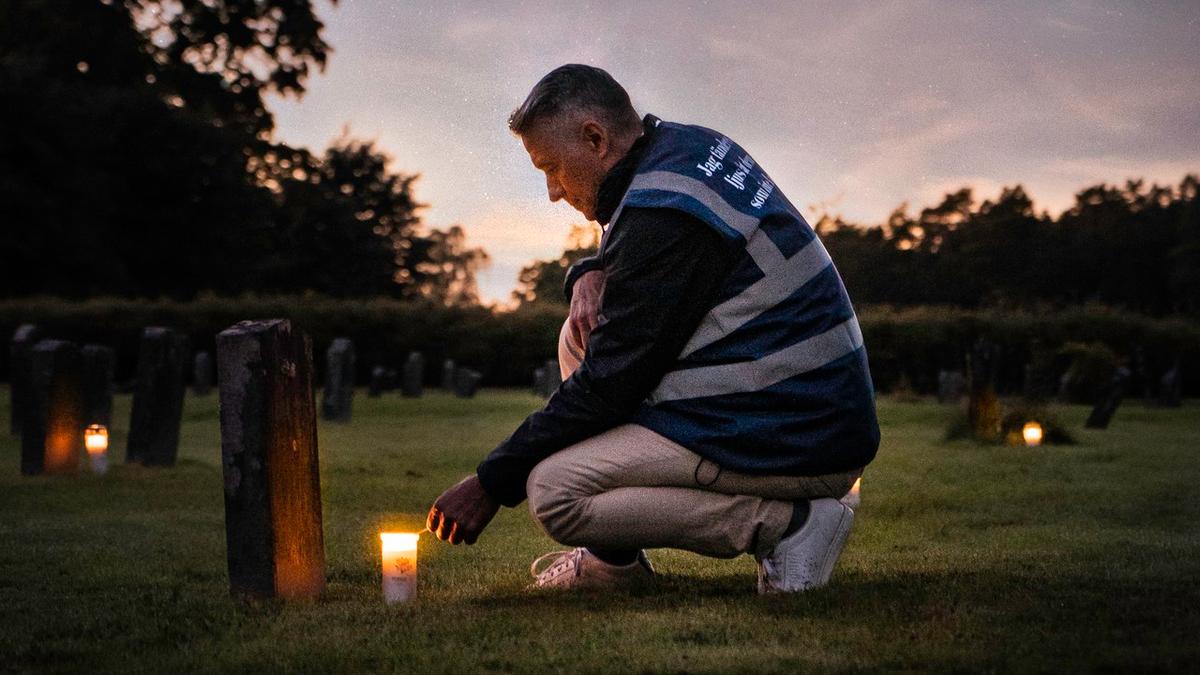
[1,387,1198,674]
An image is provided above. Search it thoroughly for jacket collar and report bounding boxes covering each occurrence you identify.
[594,114,661,226]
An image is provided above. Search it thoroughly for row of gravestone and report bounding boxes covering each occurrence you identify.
[941,338,1185,437]
[935,363,1183,409]
[10,325,194,474]
[317,339,484,423]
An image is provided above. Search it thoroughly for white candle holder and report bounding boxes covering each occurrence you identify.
[380,532,419,604]
[84,424,109,475]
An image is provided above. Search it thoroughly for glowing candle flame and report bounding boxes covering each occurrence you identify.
[1022,421,1044,447]
[84,424,108,455]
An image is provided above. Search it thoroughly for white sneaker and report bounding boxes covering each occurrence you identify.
[529,548,655,590]
[758,498,855,593]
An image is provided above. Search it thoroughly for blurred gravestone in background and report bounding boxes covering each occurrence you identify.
[9,324,42,436]
[441,359,456,390]
[22,340,83,476]
[1158,362,1182,408]
[937,369,966,405]
[401,352,424,398]
[535,358,561,399]
[968,338,1002,442]
[81,344,114,429]
[193,351,214,396]
[453,367,482,398]
[322,338,355,422]
[127,327,189,467]
[1085,366,1130,429]
[368,365,396,398]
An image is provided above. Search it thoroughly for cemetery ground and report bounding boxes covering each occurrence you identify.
[1,389,1198,673]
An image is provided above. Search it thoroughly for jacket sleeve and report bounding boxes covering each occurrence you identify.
[476,207,734,506]
[562,255,603,303]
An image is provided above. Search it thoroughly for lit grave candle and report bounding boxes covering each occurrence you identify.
[84,424,109,474]
[1022,421,1044,447]
[380,532,419,604]
[843,476,862,509]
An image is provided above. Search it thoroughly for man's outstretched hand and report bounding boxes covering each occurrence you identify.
[569,270,605,348]
[426,474,500,545]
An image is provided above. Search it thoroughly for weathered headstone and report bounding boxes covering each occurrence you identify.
[1085,366,1130,429]
[441,359,456,390]
[536,358,562,398]
[321,338,355,422]
[368,365,396,398]
[21,340,83,476]
[81,344,114,428]
[967,339,1001,442]
[936,369,966,405]
[401,352,424,398]
[193,351,214,396]
[532,366,546,396]
[1158,363,1182,408]
[452,367,482,398]
[127,327,189,466]
[9,324,42,436]
[217,319,325,601]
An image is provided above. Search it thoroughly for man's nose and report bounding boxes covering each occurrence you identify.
[547,177,564,203]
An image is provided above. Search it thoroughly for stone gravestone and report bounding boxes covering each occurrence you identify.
[321,338,355,422]
[21,340,83,476]
[367,365,396,398]
[216,319,325,601]
[127,327,189,467]
[1085,366,1131,429]
[441,359,456,391]
[532,366,545,396]
[1158,362,1182,408]
[967,339,1002,442]
[452,367,482,398]
[193,351,215,396]
[937,369,966,405]
[81,344,115,428]
[537,358,562,398]
[9,324,42,436]
[401,352,424,398]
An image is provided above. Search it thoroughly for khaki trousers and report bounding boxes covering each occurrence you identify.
[526,321,861,559]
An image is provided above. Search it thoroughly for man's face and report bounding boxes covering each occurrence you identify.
[521,114,614,221]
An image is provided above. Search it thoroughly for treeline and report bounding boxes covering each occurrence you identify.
[0,0,486,303]
[819,180,1200,316]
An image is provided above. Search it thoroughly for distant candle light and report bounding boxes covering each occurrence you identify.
[1022,421,1044,447]
[84,424,109,474]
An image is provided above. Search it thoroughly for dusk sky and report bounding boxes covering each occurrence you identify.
[267,1,1200,304]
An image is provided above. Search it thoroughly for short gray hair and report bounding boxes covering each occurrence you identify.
[509,64,641,136]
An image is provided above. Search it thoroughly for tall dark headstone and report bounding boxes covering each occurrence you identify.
[81,344,115,428]
[401,352,425,398]
[21,340,83,476]
[9,324,42,436]
[321,338,355,422]
[1086,367,1131,429]
[1158,363,1182,408]
[968,339,1001,442]
[532,366,546,396]
[441,359,456,390]
[127,327,189,466]
[217,319,325,601]
[193,351,215,396]
[452,367,482,399]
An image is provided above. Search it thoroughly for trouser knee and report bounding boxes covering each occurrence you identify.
[526,458,587,544]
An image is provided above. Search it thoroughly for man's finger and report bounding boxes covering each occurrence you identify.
[426,507,439,533]
[447,521,462,545]
[436,514,453,541]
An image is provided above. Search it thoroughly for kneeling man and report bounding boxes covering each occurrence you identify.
[427,64,879,593]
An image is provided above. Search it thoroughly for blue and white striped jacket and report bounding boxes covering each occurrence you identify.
[613,119,880,476]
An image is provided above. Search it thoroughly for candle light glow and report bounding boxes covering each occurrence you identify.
[1022,421,1044,447]
[380,532,419,604]
[84,424,109,474]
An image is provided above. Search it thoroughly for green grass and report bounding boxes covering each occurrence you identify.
[2,388,1198,674]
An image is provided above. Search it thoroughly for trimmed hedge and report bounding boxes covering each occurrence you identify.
[1,297,1197,395]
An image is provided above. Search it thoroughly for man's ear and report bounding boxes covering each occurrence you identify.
[581,120,609,157]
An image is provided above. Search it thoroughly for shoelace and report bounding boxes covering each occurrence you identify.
[529,548,584,584]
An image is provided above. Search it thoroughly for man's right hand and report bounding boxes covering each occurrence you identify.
[569,270,605,348]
